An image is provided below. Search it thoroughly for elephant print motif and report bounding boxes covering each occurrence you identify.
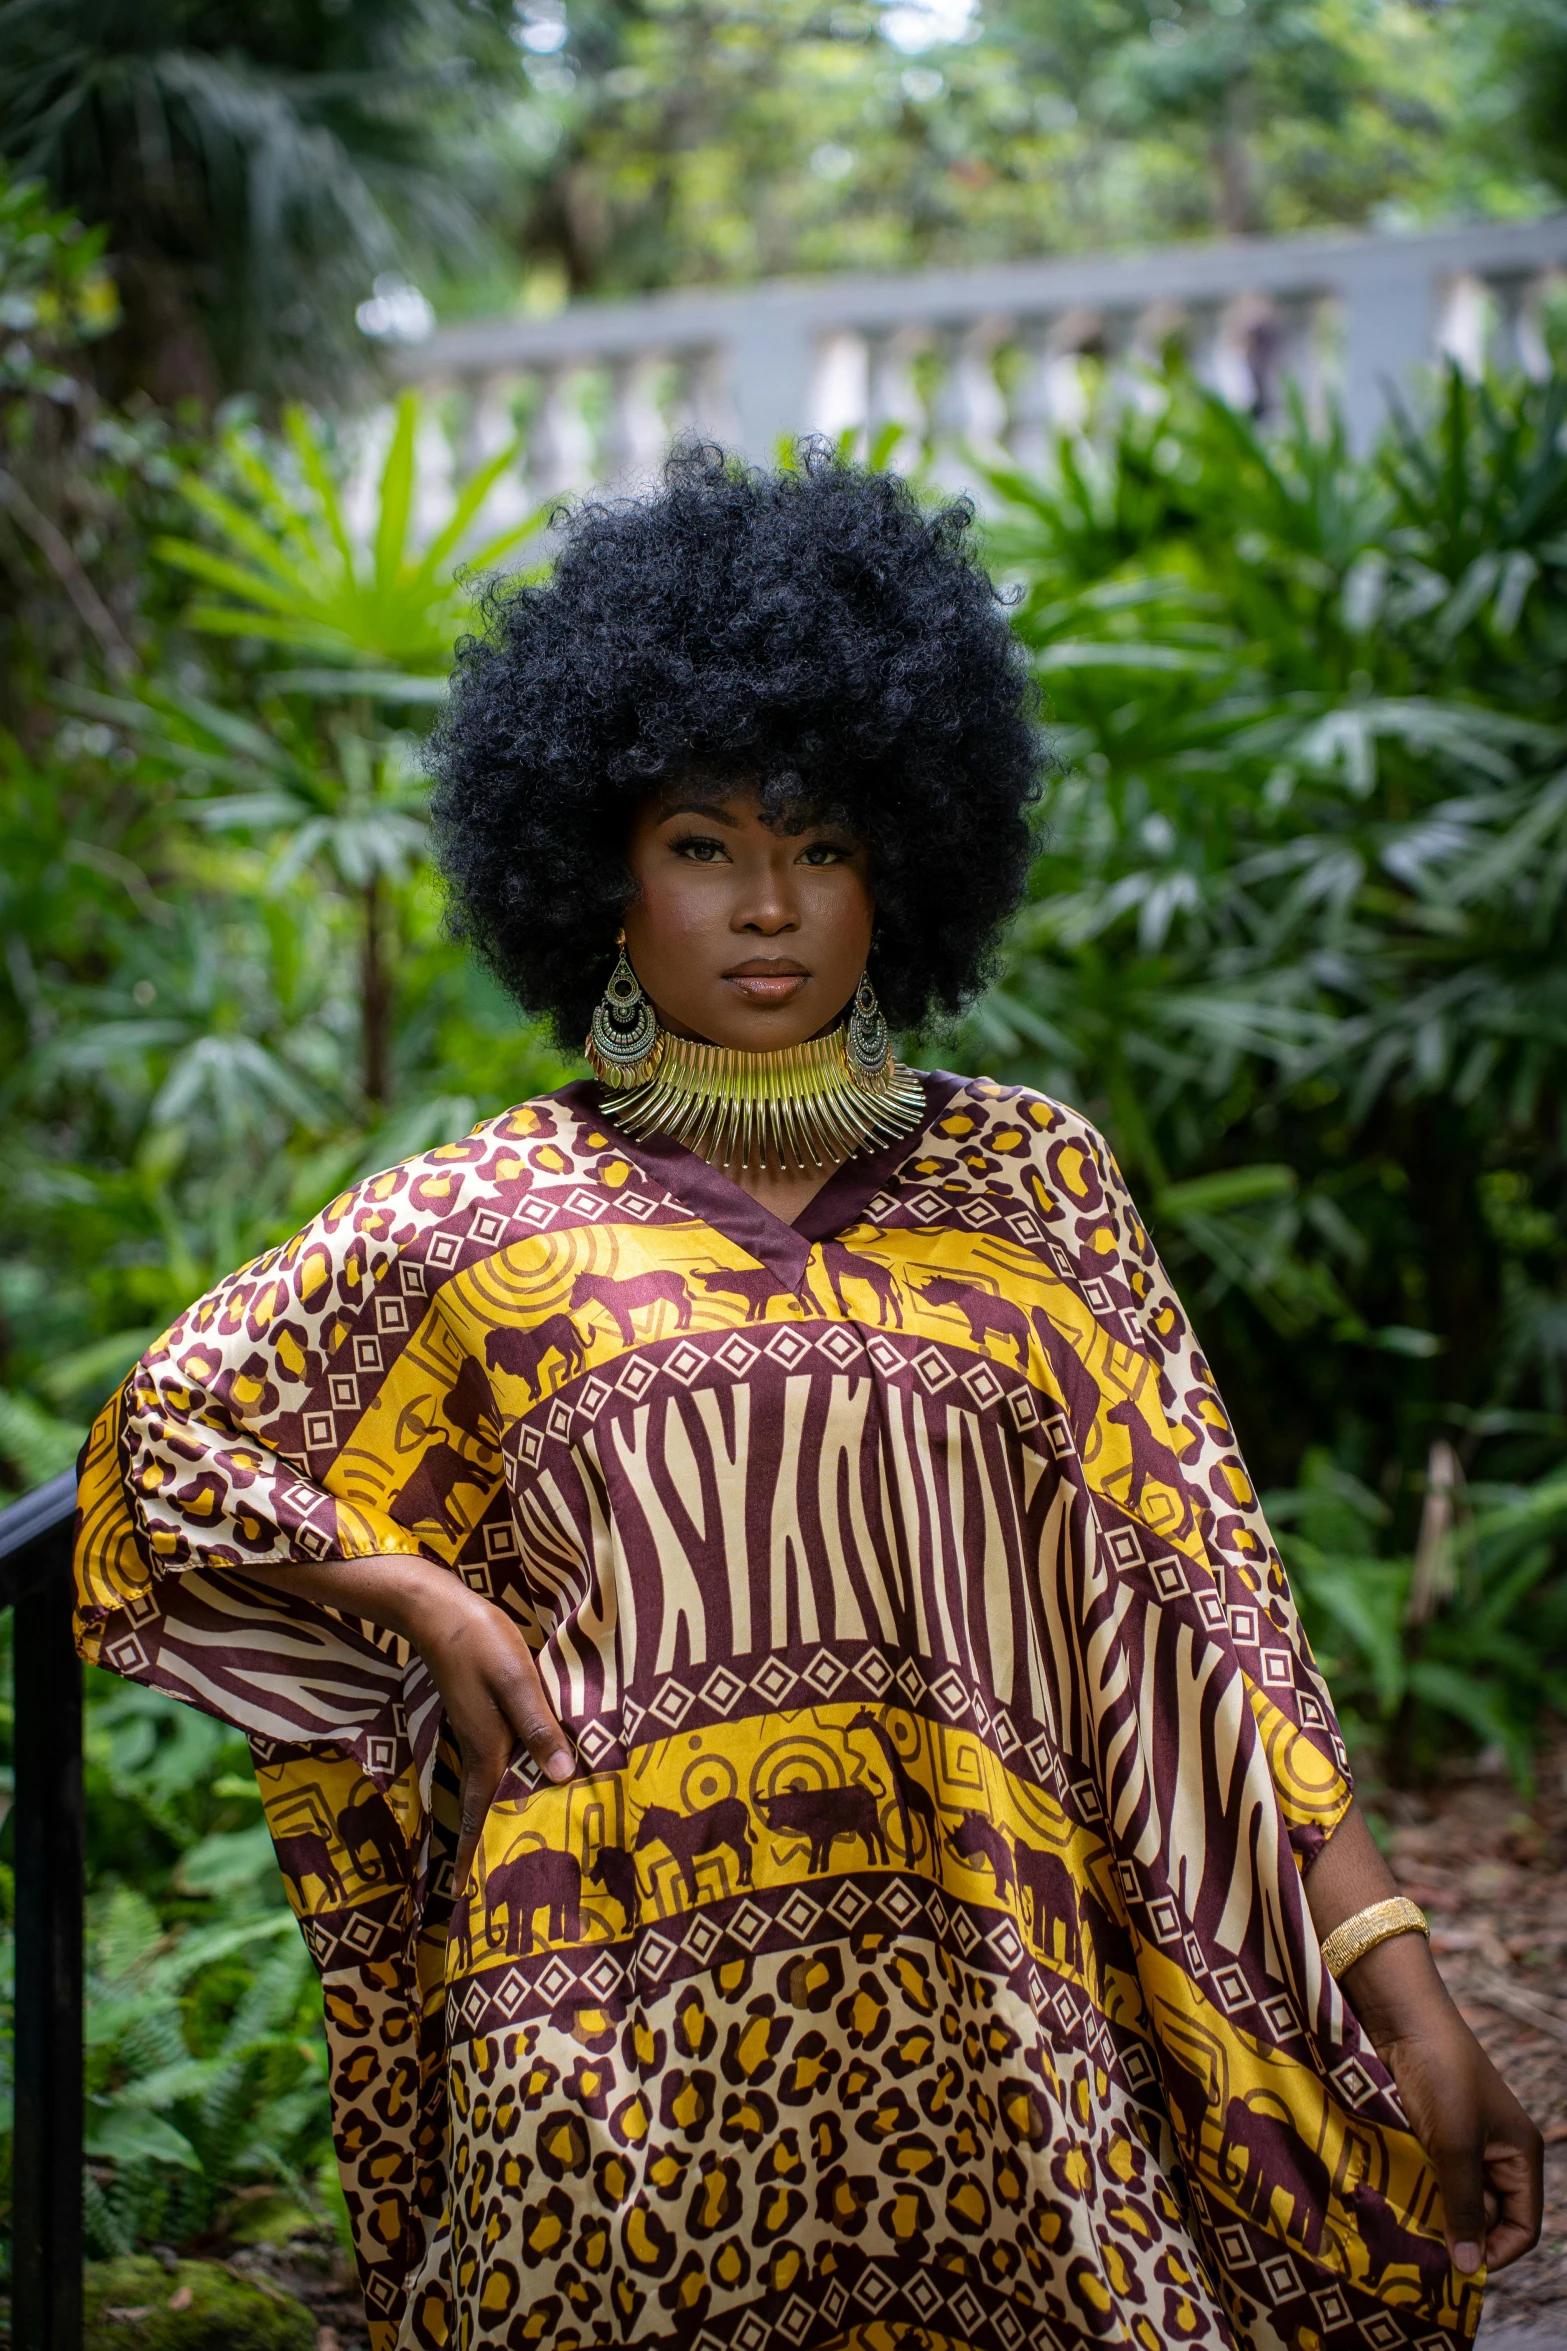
[946,1809,1016,1900]
[458,1846,582,1961]
[272,1828,347,1906]
[336,1790,407,1887]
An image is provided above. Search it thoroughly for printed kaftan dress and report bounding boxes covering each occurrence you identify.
[74,1074,1480,2351]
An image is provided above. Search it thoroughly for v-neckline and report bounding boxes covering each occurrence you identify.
[553,1071,967,1291]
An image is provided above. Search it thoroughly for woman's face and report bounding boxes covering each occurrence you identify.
[620,785,874,1052]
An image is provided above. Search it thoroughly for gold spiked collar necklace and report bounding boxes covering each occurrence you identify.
[589,1024,924,1173]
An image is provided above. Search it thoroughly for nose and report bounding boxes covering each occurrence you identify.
[732,852,800,934]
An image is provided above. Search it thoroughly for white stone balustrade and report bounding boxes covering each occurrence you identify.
[398,214,1567,499]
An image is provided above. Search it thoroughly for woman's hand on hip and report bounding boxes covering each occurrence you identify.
[234,1550,573,1899]
[393,1568,574,1896]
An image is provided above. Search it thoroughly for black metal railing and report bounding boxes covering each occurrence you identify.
[0,1468,83,2351]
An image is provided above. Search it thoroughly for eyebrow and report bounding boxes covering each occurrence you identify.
[658,800,742,825]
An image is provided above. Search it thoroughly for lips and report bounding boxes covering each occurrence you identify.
[723,959,809,1004]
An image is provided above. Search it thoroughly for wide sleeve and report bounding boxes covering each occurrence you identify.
[1022,1093,1353,1870]
[73,1138,515,1788]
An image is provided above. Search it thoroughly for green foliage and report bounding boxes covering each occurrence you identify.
[0,162,195,700]
[992,0,1485,241]
[153,392,544,669]
[496,0,1530,307]
[1272,1453,1567,1784]
[958,361,1567,1781]
[81,1885,324,2251]
[0,172,117,395]
[1,387,570,1479]
[1478,0,1567,203]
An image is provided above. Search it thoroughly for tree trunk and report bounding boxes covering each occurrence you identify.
[362,873,391,1110]
[96,250,222,412]
[1212,79,1258,238]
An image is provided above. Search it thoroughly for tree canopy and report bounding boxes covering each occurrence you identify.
[0,0,1558,406]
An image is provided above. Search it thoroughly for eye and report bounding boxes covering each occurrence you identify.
[669,833,731,863]
[798,840,855,866]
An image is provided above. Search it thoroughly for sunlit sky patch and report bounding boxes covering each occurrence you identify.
[880,0,980,53]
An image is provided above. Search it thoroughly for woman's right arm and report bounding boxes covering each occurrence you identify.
[238,1554,573,1895]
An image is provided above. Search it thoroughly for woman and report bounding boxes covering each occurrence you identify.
[76,448,1540,2351]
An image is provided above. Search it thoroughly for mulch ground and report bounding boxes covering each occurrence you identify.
[248,1736,1567,2351]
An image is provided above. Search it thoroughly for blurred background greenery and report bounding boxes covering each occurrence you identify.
[3,0,1567,2287]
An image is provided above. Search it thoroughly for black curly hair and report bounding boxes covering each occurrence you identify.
[427,442,1041,1047]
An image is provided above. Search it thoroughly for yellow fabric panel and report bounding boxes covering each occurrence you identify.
[1139,1945,1466,2327]
[455,1700,1135,2010]
[74,1393,149,1642]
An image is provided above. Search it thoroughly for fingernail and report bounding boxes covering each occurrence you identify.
[543,1749,574,1783]
[1454,2242,1482,2274]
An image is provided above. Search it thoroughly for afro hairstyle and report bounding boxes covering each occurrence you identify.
[427,441,1041,1048]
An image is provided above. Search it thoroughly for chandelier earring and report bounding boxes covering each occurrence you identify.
[845,969,892,1082]
[586,931,660,1085]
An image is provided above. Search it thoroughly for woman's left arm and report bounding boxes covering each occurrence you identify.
[1305,1800,1543,2276]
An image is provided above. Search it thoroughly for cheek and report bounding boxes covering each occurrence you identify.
[628,870,724,944]
[804,871,874,952]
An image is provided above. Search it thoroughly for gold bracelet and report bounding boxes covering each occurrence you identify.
[1320,1895,1430,1981]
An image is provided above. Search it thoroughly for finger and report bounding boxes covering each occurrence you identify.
[454,1739,509,1899]
[1430,2132,1489,2277]
[1481,2132,1544,2273]
[491,1638,574,1783]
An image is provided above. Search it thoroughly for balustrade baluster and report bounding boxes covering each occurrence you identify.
[1488,270,1552,382]
[603,352,670,481]
[1266,291,1329,426]
[389,215,1567,472]
[930,317,1009,489]
[864,325,926,460]
[460,372,512,472]
[810,330,870,448]
[671,346,735,448]
[1436,271,1489,381]
[1004,316,1058,475]
[527,362,594,501]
